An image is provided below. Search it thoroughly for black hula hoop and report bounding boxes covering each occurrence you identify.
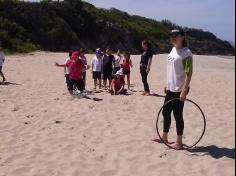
[156,98,206,150]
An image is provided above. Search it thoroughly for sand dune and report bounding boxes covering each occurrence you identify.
[0,52,235,176]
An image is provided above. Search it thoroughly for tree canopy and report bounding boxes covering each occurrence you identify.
[0,0,234,55]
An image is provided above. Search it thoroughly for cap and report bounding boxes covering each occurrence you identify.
[116,69,124,76]
[169,29,185,37]
[96,48,103,55]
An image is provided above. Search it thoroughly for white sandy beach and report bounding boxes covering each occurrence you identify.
[0,52,235,176]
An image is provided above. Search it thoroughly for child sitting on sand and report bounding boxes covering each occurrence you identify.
[110,69,127,95]
[55,51,85,94]
[121,51,133,89]
[0,46,6,82]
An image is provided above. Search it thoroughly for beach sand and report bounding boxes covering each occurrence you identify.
[0,52,235,176]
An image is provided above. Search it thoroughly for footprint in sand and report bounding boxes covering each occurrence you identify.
[159,152,167,158]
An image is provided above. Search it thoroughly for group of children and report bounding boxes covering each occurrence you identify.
[55,47,133,95]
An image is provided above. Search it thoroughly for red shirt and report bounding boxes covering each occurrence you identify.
[122,58,131,71]
[66,59,85,80]
[112,77,125,91]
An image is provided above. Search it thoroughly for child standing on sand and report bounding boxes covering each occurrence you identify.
[79,48,90,90]
[55,51,85,94]
[91,48,103,89]
[0,46,6,82]
[64,50,73,90]
[121,51,133,90]
[102,47,115,89]
[140,40,154,96]
[113,50,122,75]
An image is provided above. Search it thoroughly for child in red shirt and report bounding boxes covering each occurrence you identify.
[121,51,133,90]
[110,70,127,95]
[55,51,85,94]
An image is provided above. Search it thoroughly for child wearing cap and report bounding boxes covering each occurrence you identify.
[55,51,85,94]
[110,70,127,95]
[121,51,133,90]
[91,48,103,89]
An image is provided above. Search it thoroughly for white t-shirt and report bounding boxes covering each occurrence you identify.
[0,51,5,66]
[64,57,70,74]
[92,55,103,72]
[167,47,193,92]
[114,55,121,67]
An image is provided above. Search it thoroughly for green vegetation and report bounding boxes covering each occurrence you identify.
[0,0,234,55]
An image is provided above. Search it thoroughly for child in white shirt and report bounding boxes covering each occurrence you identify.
[91,48,103,89]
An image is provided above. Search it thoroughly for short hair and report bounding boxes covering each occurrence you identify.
[123,51,130,59]
[69,50,74,57]
[142,40,151,48]
[79,48,87,53]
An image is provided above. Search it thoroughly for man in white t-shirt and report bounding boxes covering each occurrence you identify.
[0,47,6,82]
[91,48,103,89]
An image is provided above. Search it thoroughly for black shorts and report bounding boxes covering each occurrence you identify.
[82,72,86,81]
[68,79,84,91]
[0,66,2,72]
[65,74,70,90]
[123,69,130,75]
[103,70,113,80]
[93,71,102,79]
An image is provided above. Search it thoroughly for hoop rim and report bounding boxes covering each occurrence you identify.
[156,98,206,150]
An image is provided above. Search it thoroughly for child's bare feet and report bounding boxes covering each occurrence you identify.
[170,142,183,150]
[142,92,150,96]
[155,138,168,144]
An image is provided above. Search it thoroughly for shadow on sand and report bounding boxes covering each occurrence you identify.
[187,145,235,159]
[0,81,21,86]
[150,93,165,98]
[84,96,103,101]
